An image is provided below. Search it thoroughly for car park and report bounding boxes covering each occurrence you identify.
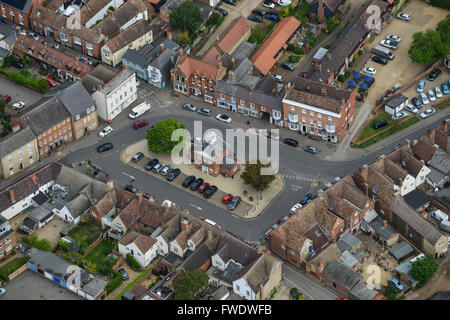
[416,80,426,93]
[396,13,411,21]
[182,175,196,187]
[392,111,408,120]
[273,75,283,82]
[427,89,436,102]
[252,8,264,16]
[131,152,144,162]
[222,193,234,204]
[183,103,197,111]
[419,92,429,105]
[388,277,404,291]
[203,185,218,198]
[145,158,159,170]
[197,108,212,117]
[97,143,113,153]
[166,168,181,181]
[99,126,113,137]
[419,108,436,119]
[197,182,210,193]
[371,55,388,65]
[404,104,418,114]
[1,95,11,103]
[427,68,441,81]
[283,138,298,147]
[190,178,204,191]
[281,62,295,71]
[223,0,237,5]
[386,35,401,42]
[248,15,263,23]
[160,164,173,175]
[265,9,279,16]
[216,114,232,124]
[300,193,313,205]
[411,97,422,109]
[118,268,130,281]
[262,0,275,8]
[46,77,57,87]
[442,83,449,95]
[435,87,442,98]
[133,119,149,129]
[363,67,376,75]
[303,146,318,154]
[11,101,26,109]
[124,185,138,194]
[227,196,241,210]
[214,7,228,16]
[152,163,164,173]
[289,203,302,215]
[373,119,388,129]
[380,39,398,50]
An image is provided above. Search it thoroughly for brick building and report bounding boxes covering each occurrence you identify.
[0,0,37,28]
[0,215,16,258]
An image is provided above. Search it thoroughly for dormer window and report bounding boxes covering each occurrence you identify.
[86,108,91,114]
[75,114,80,121]
[194,73,198,78]
[90,106,95,112]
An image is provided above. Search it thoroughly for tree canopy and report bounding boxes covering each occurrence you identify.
[169,1,202,36]
[240,160,276,191]
[146,118,186,154]
[173,269,208,300]
[408,255,438,286]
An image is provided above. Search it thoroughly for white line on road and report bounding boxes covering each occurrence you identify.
[121,172,135,180]
[190,203,203,211]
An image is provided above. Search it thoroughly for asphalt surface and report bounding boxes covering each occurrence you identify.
[0,76,43,106]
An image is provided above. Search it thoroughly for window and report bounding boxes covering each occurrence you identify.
[281,244,286,249]
[302,109,306,114]
[9,168,13,175]
[310,119,315,125]
[290,249,295,255]
[8,160,12,167]
[90,106,95,112]
[302,116,306,123]
[328,116,332,121]
[236,285,240,291]
[318,113,322,118]
[28,147,32,155]
[74,37,81,45]
[29,156,33,164]
[246,291,250,297]
[310,111,314,116]
[318,121,322,127]
[86,107,91,114]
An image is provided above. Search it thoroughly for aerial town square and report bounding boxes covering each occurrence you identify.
[0,0,449,306]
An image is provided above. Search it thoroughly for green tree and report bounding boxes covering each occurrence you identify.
[241,160,276,191]
[146,118,186,154]
[83,259,97,274]
[436,18,450,47]
[409,255,438,286]
[429,0,450,9]
[409,25,449,64]
[177,30,190,46]
[173,269,208,300]
[169,1,202,35]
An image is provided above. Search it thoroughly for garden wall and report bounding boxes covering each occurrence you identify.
[8,263,28,281]
[83,236,103,257]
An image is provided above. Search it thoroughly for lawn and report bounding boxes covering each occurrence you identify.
[248,22,276,49]
[67,220,102,249]
[435,97,450,110]
[0,256,30,281]
[84,239,117,268]
[353,116,420,148]
[354,113,393,143]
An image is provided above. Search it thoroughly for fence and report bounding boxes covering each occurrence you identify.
[111,255,125,271]
[8,263,28,281]
[83,236,103,257]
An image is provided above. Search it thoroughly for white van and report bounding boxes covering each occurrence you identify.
[431,210,448,222]
[440,220,450,233]
[128,102,151,119]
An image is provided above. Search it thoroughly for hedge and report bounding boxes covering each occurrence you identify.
[0,68,48,91]
[22,234,53,251]
[126,254,142,272]
[105,270,123,294]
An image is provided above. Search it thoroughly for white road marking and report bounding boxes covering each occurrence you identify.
[190,203,203,211]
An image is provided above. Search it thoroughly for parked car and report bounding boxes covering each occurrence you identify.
[118,268,129,281]
[386,34,402,42]
[442,82,449,95]
[392,111,408,120]
[222,193,234,204]
[131,152,144,162]
[419,107,436,119]
[227,196,241,210]
[427,68,441,81]
[388,277,404,291]
[252,8,264,16]
[190,178,204,191]
[0,288,5,296]
[289,203,302,215]
[265,9,279,16]
[216,114,232,123]
[124,185,138,194]
[419,92,429,105]
[380,39,398,50]
[183,103,197,111]
[152,163,164,173]
[46,77,57,87]
[197,182,210,193]
[273,74,283,82]
[1,95,11,103]
[440,220,450,232]
[277,0,291,6]
[145,158,159,170]
[203,185,218,198]
[363,67,376,75]
[160,164,173,175]
[99,126,113,137]
[277,215,290,225]
[214,7,228,16]
[264,14,279,22]
[283,138,298,147]
[223,0,237,5]
[182,175,196,188]
[262,0,275,8]
[396,13,411,21]
[281,62,295,71]
[416,79,426,93]
[166,168,181,181]
[143,193,157,202]
[300,193,313,205]
[434,86,442,98]
[197,107,212,116]
[373,119,388,129]
[427,89,436,102]
[11,101,26,109]
[248,15,263,23]
[133,119,149,129]
[303,146,318,154]
[404,104,418,114]
[266,131,280,140]
[265,224,278,240]
[12,60,24,68]
[97,142,113,153]
[371,55,388,65]
[411,97,422,109]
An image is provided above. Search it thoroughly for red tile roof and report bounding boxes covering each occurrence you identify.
[176,55,226,80]
[217,16,251,54]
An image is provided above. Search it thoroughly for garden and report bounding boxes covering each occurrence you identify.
[67,218,103,251]
[1,55,49,92]
[0,256,30,282]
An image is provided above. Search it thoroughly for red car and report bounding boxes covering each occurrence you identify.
[46,77,57,87]
[197,182,210,193]
[2,95,11,103]
[133,119,149,129]
[222,193,234,204]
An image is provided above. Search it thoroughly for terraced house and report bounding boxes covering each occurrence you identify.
[0,0,37,28]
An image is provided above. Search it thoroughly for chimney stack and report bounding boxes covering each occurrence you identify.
[383,220,387,227]
[107,180,114,191]
[319,263,325,271]
[11,122,21,133]
[137,191,143,203]
[181,218,191,231]
[207,230,212,241]
[160,42,165,53]
[321,87,327,96]
[443,119,449,132]
[228,70,235,81]
[405,139,411,149]
[9,190,15,203]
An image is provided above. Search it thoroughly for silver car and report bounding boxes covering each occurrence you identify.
[420,92,429,105]
[434,87,442,98]
[160,164,173,176]
[419,107,436,119]
[427,89,436,102]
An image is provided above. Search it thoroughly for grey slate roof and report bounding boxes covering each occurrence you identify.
[427,168,447,184]
[385,94,408,109]
[29,250,71,278]
[82,277,107,297]
[0,127,36,158]
[182,242,212,271]
[368,216,397,241]
[403,189,430,210]
[31,191,49,206]
[101,69,134,96]
[57,81,96,118]
[1,0,34,12]
[231,41,255,61]
[389,241,414,261]
[22,97,71,135]
[338,250,359,268]
[391,199,444,245]
[123,49,150,69]
[429,152,450,175]
[350,282,378,300]
[81,65,117,94]
[150,48,178,84]
[338,232,361,251]
[211,285,229,300]
[321,261,362,291]
[0,47,9,59]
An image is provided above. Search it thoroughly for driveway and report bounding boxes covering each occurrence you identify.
[0,269,83,300]
[0,76,43,106]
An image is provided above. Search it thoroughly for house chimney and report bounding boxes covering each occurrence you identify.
[318,0,325,23]
[207,229,212,241]
[231,57,236,69]
[443,119,449,132]
[166,31,172,39]
[181,218,191,231]
[137,191,143,203]
[11,122,21,133]
[326,53,332,60]
[9,190,15,203]
[159,42,165,53]
[405,139,411,149]
[107,180,114,191]
[319,263,325,271]
[31,174,38,186]
[321,87,327,96]
[383,220,387,227]
[228,70,235,81]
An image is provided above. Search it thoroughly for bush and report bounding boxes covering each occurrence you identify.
[289,55,301,63]
[309,36,319,48]
[2,55,16,68]
[22,234,53,251]
[58,240,71,252]
[105,270,123,295]
[126,254,142,272]
[0,68,48,91]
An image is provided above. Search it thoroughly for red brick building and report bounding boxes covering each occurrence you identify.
[0,0,38,28]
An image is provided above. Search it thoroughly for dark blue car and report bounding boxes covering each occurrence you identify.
[264,14,279,22]
[300,193,313,205]
[411,97,422,109]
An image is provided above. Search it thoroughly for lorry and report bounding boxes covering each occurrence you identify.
[371,45,395,60]
[128,102,151,119]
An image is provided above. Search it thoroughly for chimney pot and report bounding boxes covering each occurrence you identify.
[107,180,114,191]
[137,191,143,203]
[383,220,387,227]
